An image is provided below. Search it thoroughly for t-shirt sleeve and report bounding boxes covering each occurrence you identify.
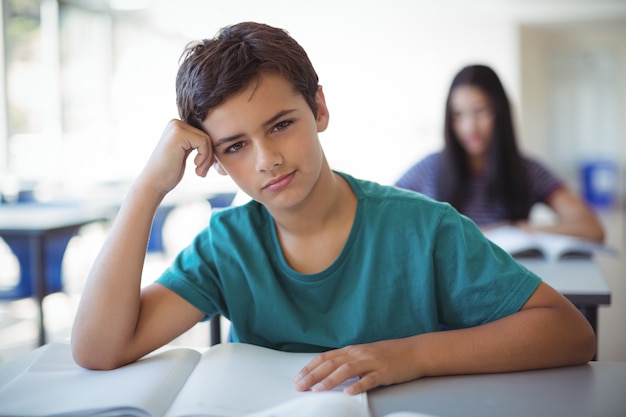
[156,229,224,320]
[432,206,541,327]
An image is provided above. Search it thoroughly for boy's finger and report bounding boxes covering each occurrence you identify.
[343,372,378,395]
[294,353,344,391]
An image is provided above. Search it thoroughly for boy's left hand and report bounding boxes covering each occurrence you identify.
[294,338,420,395]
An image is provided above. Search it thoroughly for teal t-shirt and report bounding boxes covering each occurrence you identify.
[156,172,541,352]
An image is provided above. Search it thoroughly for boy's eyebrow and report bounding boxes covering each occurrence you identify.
[213,133,244,148]
[263,109,296,128]
[213,109,297,147]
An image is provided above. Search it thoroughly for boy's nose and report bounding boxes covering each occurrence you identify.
[255,139,283,172]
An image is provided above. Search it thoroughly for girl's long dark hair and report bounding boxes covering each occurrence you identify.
[438,65,531,221]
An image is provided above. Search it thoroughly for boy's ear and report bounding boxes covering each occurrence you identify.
[213,160,228,176]
[315,86,329,132]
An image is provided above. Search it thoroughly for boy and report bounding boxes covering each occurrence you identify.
[71,22,595,396]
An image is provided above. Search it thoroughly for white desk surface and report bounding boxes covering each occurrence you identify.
[0,203,111,231]
[518,258,611,304]
[369,361,626,417]
[0,188,235,232]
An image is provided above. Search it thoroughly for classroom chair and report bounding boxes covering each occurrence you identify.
[0,232,72,300]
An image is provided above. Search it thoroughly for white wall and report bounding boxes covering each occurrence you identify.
[110,0,523,189]
[14,0,625,194]
[107,0,626,190]
[520,20,626,199]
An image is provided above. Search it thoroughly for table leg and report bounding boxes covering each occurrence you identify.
[3,230,78,346]
[209,315,222,346]
[578,306,598,360]
[29,235,46,346]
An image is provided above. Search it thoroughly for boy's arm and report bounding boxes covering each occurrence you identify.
[295,281,596,395]
[71,120,212,370]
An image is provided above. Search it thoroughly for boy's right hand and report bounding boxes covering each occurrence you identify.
[138,119,214,196]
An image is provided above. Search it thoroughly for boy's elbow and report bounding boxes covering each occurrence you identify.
[563,315,597,365]
[577,325,597,364]
[71,339,125,371]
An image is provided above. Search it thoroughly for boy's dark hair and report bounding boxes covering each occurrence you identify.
[176,21,320,131]
[438,64,531,222]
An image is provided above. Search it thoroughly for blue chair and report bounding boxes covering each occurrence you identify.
[146,205,178,253]
[207,192,237,209]
[0,231,74,300]
[147,192,237,254]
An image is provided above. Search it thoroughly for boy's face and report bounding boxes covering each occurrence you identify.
[201,73,329,211]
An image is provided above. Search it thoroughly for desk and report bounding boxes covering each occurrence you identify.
[0,345,624,417]
[518,258,611,335]
[0,203,109,345]
[369,362,626,417]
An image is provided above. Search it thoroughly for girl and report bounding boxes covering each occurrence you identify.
[396,65,604,242]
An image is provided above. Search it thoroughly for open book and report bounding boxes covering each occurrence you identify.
[0,342,369,417]
[483,225,618,262]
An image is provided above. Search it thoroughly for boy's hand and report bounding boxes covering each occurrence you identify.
[139,119,214,196]
[294,339,421,395]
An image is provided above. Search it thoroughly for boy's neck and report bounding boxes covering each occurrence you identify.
[272,168,355,234]
[270,167,358,274]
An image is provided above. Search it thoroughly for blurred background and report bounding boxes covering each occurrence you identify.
[0,0,625,362]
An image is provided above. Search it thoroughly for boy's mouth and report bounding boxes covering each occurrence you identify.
[263,171,296,191]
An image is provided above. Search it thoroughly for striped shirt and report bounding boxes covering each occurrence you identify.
[394,152,563,226]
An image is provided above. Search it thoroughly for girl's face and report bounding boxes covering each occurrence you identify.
[450,85,494,158]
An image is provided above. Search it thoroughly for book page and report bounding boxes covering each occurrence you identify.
[531,231,616,261]
[0,342,201,417]
[243,392,370,417]
[483,226,544,259]
[164,343,367,417]
[484,226,618,261]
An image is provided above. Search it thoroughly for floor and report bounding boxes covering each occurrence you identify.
[1,205,624,365]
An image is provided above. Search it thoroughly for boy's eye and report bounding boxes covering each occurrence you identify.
[272,120,293,132]
[225,141,245,154]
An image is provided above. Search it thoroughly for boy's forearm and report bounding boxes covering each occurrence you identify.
[71,180,164,369]
[296,298,594,396]
[413,304,595,379]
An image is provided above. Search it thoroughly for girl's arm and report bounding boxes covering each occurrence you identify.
[517,187,605,243]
